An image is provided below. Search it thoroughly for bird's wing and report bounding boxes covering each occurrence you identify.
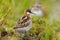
[14,16,31,29]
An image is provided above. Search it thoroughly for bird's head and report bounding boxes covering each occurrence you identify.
[31,3,43,16]
[24,9,35,17]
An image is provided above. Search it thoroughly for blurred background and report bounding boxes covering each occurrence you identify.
[0,0,60,40]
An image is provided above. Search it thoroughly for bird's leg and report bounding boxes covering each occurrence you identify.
[20,31,26,38]
[24,31,26,35]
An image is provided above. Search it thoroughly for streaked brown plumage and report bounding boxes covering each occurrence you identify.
[14,16,30,28]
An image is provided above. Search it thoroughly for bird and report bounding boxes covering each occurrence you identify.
[31,2,44,16]
[13,9,34,38]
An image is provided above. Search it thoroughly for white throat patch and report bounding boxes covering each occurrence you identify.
[27,12,30,14]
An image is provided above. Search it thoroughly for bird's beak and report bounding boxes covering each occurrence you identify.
[31,11,36,15]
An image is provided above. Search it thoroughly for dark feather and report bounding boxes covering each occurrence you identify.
[1,31,8,37]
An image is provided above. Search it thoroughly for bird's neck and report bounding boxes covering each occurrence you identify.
[24,12,30,17]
